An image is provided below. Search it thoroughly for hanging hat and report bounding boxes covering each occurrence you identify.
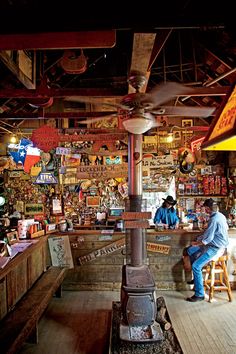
[162,195,177,205]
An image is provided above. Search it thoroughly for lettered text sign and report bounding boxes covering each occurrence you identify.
[124,220,150,229]
[77,238,125,265]
[147,242,170,255]
[122,212,152,220]
[77,163,128,179]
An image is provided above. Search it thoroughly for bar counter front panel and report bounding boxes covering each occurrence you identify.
[50,228,221,291]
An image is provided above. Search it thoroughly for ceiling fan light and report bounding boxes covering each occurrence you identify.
[122,115,153,134]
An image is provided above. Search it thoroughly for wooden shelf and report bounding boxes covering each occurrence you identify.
[30,230,45,239]
[178,195,227,199]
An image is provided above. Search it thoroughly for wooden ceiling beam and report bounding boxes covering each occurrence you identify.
[0,111,116,119]
[0,51,36,89]
[0,86,229,99]
[0,87,124,98]
[129,33,157,93]
[147,29,173,72]
[0,31,116,50]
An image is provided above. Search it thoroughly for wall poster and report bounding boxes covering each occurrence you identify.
[48,236,74,269]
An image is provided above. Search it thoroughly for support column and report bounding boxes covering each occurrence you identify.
[128,133,146,266]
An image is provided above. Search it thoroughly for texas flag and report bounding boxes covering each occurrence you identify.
[8,138,32,166]
[24,146,41,173]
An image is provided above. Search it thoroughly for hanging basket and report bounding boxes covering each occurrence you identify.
[28,97,54,108]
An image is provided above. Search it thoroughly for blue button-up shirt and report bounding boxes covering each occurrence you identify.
[200,211,229,248]
[153,207,179,229]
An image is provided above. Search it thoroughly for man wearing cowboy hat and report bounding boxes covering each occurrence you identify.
[153,195,179,230]
[185,198,229,302]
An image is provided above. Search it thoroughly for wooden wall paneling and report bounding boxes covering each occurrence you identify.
[27,244,46,288]
[6,258,28,311]
[0,277,7,320]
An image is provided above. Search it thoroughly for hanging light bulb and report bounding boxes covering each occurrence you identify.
[9,135,17,144]
[166,133,174,143]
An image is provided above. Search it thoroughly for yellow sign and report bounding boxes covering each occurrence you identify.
[147,242,170,255]
[209,85,236,140]
[203,136,236,151]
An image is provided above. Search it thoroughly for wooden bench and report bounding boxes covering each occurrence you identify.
[0,266,67,354]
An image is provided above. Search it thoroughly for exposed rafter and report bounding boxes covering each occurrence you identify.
[0,86,229,99]
[0,31,116,50]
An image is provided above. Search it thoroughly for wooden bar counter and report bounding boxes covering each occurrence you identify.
[49,228,236,291]
[50,228,203,291]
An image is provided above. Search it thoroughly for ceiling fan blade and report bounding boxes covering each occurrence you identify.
[78,114,118,124]
[151,106,215,117]
[141,82,193,107]
[64,96,130,111]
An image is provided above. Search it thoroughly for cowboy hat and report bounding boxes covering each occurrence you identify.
[162,195,177,205]
[203,198,215,208]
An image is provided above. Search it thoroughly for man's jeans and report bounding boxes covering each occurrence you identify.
[187,245,224,297]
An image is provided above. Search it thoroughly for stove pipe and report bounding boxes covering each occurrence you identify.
[120,134,161,342]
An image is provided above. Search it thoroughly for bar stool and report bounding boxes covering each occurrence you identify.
[203,252,233,303]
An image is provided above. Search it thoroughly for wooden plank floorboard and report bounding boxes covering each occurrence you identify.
[19,290,236,354]
[160,290,236,354]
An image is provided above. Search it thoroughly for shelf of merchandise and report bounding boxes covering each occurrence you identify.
[177,195,227,199]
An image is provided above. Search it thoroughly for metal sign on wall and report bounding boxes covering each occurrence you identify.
[78,238,126,265]
[146,242,171,255]
[77,239,170,265]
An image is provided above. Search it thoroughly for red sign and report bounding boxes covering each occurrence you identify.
[32,125,127,153]
[31,125,60,152]
[190,137,205,152]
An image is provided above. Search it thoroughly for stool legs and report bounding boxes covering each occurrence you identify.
[203,256,233,303]
[221,259,233,302]
[209,261,216,303]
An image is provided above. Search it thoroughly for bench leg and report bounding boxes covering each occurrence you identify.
[27,323,39,344]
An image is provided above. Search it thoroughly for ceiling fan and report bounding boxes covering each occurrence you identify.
[67,72,215,134]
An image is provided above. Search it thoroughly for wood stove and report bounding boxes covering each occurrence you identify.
[120,264,163,342]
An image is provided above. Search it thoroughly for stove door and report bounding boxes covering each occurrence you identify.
[126,293,156,326]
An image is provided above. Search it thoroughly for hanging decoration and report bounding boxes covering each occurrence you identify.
[24,146,41,173]
[31,125,60,152]
[178,147,195,174]
[8,138,42,173]
[60,49,87,74]
[35,171,58,184]
[8,138,32,166]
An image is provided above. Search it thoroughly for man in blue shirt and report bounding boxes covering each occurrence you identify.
[186,198,229,302]
[153,195,179,230]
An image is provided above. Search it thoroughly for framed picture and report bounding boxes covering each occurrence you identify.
[181,119,193,134]
[25,203,44,216]
[6,230,19,245]
[86,196,100,207]
[156,116,168,127]
[173,131,181,140]
[51,197,63,215]
[181,119,193,133]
